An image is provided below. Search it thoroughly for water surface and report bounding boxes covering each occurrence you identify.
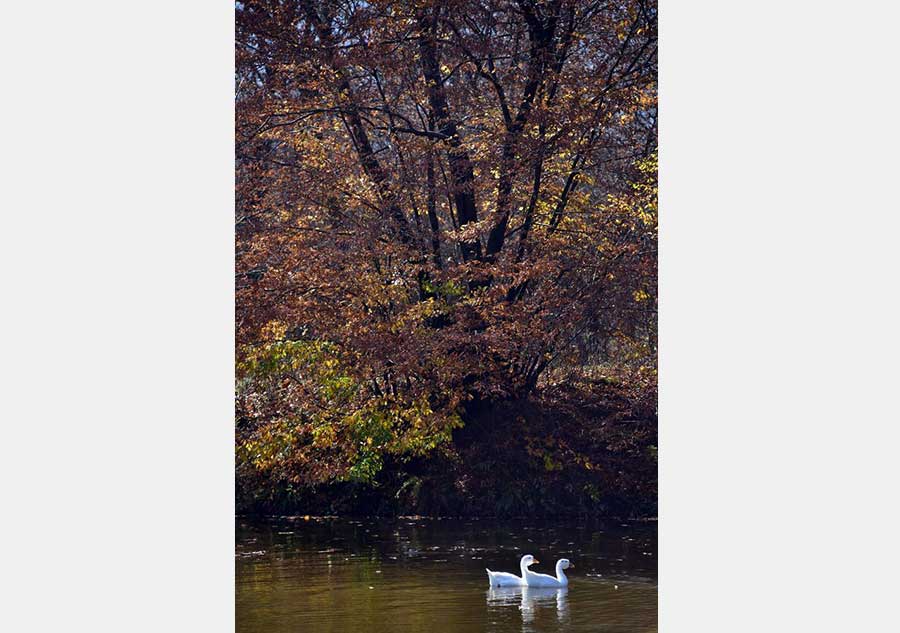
[236,516,656,632]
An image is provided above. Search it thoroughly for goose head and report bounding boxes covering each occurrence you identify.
[556,558,574,583]
[520,554,538,573]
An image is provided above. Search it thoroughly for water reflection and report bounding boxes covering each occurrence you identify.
[237,517,657,632]
[487,586,569,627]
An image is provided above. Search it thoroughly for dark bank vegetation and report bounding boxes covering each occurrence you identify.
[236,0,657,517]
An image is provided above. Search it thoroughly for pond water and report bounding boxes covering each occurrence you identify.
[236,516,657,632]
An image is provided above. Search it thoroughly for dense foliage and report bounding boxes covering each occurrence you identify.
[236,0,657,516]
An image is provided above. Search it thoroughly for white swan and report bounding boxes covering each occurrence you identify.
[525,558,573,587]
[486,554,537,586]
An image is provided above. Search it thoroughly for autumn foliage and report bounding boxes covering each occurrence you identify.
[236,0,657,516]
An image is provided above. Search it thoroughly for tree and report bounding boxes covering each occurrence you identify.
[235,0,657,514]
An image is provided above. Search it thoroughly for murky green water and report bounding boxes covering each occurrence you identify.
[236,516,657,632]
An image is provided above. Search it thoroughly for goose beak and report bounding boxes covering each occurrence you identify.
[533,559,540,564]
[569,563,574,568]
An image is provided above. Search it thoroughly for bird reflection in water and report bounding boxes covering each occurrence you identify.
[487,585,569,628]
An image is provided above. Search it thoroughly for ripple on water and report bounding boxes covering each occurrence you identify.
[237,517,657,633]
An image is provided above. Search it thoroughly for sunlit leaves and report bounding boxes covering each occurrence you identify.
[235,0,657,509]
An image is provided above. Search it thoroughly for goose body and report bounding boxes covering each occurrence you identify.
[525,559,573,588]
[486,554,536,587]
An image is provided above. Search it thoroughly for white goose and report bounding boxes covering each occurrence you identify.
[486,554,537,587]
[525,558,574,587]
